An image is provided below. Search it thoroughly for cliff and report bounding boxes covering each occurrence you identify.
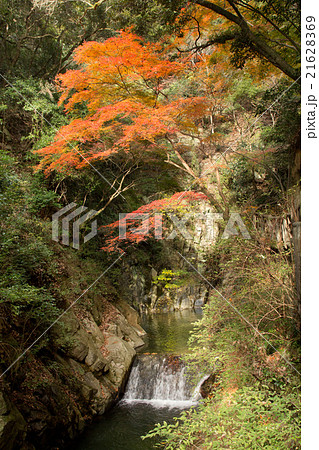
[0,297,145,449]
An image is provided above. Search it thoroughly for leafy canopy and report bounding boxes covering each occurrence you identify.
[35,30,210,174]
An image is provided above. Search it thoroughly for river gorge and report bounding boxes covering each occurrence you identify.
[71,309,203,450]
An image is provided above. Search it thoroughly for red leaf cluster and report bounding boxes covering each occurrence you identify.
[101,191,208,252]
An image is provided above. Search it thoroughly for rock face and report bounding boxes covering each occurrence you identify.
[118,199,217,313]
[150,283,207,312]
[0,297,145,449]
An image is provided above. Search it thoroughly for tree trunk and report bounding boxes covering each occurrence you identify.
[194,0,300,80]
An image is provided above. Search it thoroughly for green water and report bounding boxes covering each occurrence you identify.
[139,308,202,354]
[71,309,202,450]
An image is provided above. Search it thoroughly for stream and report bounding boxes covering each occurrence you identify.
[71,309,202,450]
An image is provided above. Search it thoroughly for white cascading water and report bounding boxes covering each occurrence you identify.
[122,354,206,408]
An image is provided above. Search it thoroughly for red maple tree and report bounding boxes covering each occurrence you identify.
[35,30,210,175]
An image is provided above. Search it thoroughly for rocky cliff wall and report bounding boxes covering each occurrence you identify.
[116,200,218,313]
[0,297,145,449]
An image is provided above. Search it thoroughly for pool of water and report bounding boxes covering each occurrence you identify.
[70,402,186,450]
[71,309,202,450]
[139,308,202,354]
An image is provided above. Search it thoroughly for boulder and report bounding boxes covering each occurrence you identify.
[105,335,136,386]
[113,314,145,349]
[115,300,146,337]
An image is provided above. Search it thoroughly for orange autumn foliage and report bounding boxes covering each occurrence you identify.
[35,30,211,174]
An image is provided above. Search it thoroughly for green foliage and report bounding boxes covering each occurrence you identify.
[103,0,182,42]
[226,75,260,112]
[144,234,300,448]
[0,0,115,80]
[163,73,207,100]
[27,187,59,214]
[0,77,67,153]
[204,237,297,357]
[226,156,257,203]
[153,269,189,290]
[258,80,300,146]
[229,31,259,69]
[0,150,62,368]
[0,284,59,322]
[143,385,300,449]
[221,76,300,207]
[224,153,284,207]
[0,152,21,215]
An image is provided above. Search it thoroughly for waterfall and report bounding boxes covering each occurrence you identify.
[122,354,204,408]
